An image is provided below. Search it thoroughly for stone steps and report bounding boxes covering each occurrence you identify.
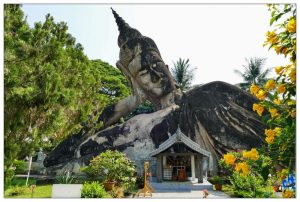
[150,178,213,192]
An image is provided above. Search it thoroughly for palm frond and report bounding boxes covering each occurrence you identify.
[234,57,269,89]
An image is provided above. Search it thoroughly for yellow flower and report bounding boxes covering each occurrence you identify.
[235,162,249,176]
[286,18,296,33]
[223,153,236,166]
[274,46,281,54]
[275,66,284,74]
[274,127,282,136]
[264,80,276,91]
[265,129,275,144]
[265,135,275,144]
[250,84,260,95]
[257,106,264,116]
[252,103,259,111]
[277,84,286,94]
[256,89,266,100]
[283,48,289,55]
[289,110,296,118]
[288,100,296,106]
[266,30,279,44]
[265,129,275,137]
[282,190,295,198]
[269,108,279,118]
[274,98,281,105]
[288,68,296,82]
[253,103,264,116]
[242,148,259,161]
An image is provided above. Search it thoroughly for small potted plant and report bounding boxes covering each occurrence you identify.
[103,168,117,191]
[81,150,136,191]
[210,176,223,191]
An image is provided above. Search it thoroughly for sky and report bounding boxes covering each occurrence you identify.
[21,4,290,85]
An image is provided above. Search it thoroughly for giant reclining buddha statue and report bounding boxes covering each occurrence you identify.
[44,8,265,175]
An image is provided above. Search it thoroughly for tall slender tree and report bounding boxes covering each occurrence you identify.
[4,5,130,186]
[234,57,270,91]
[171,58,196,91]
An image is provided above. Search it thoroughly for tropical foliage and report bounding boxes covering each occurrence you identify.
[81,181,109,198]
[4,5,130,187]
[222,4,296,198]
[81,150,136,186]
[221,149,272,198]
[125,100,154,120]
[171,58,196,91]
[234,57,270,91]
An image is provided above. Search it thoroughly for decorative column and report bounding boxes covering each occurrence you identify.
[156,155,163,183]
[198,155,204,183]
[163,155,167,167]
[191,154,195,181]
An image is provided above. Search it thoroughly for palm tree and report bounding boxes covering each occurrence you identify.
[234,57,270,91]
[171,58,196,91]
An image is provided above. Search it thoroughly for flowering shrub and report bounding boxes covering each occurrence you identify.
[220,149,271,198]
[251,4,296,176]
[222,4,296,198]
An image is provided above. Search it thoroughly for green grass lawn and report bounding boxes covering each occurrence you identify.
[5,185,52,198]
[4,178,52,198]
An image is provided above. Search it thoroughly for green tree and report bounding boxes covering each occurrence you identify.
[234,57,270,91]
[125,100,154,121]
[171,58,196,91]
[4,5,130,185]
[91,59,130,105]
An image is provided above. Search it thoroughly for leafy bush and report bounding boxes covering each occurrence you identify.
[12,178,36,187]
[230,172,265,198]
[8,186,27,196]
[80,165,105,181]
[4,168,15,189]
[81,150,136,186]
[13,159,26,174]
[81,181,109,198]
[220,149,273,198]
[55,170,74,184]
[71,175,87,184]
[209,176,224,185]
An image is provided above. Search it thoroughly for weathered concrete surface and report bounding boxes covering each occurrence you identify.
[98,9,182,129]
[44,81,265,175]
[51,184,82,198]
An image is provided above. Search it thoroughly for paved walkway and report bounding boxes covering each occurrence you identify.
[137,180,230,198]
[151,190,230,198]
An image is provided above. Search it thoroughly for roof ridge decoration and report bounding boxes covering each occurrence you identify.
[149,126,211,158]
[149,126,213,171]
